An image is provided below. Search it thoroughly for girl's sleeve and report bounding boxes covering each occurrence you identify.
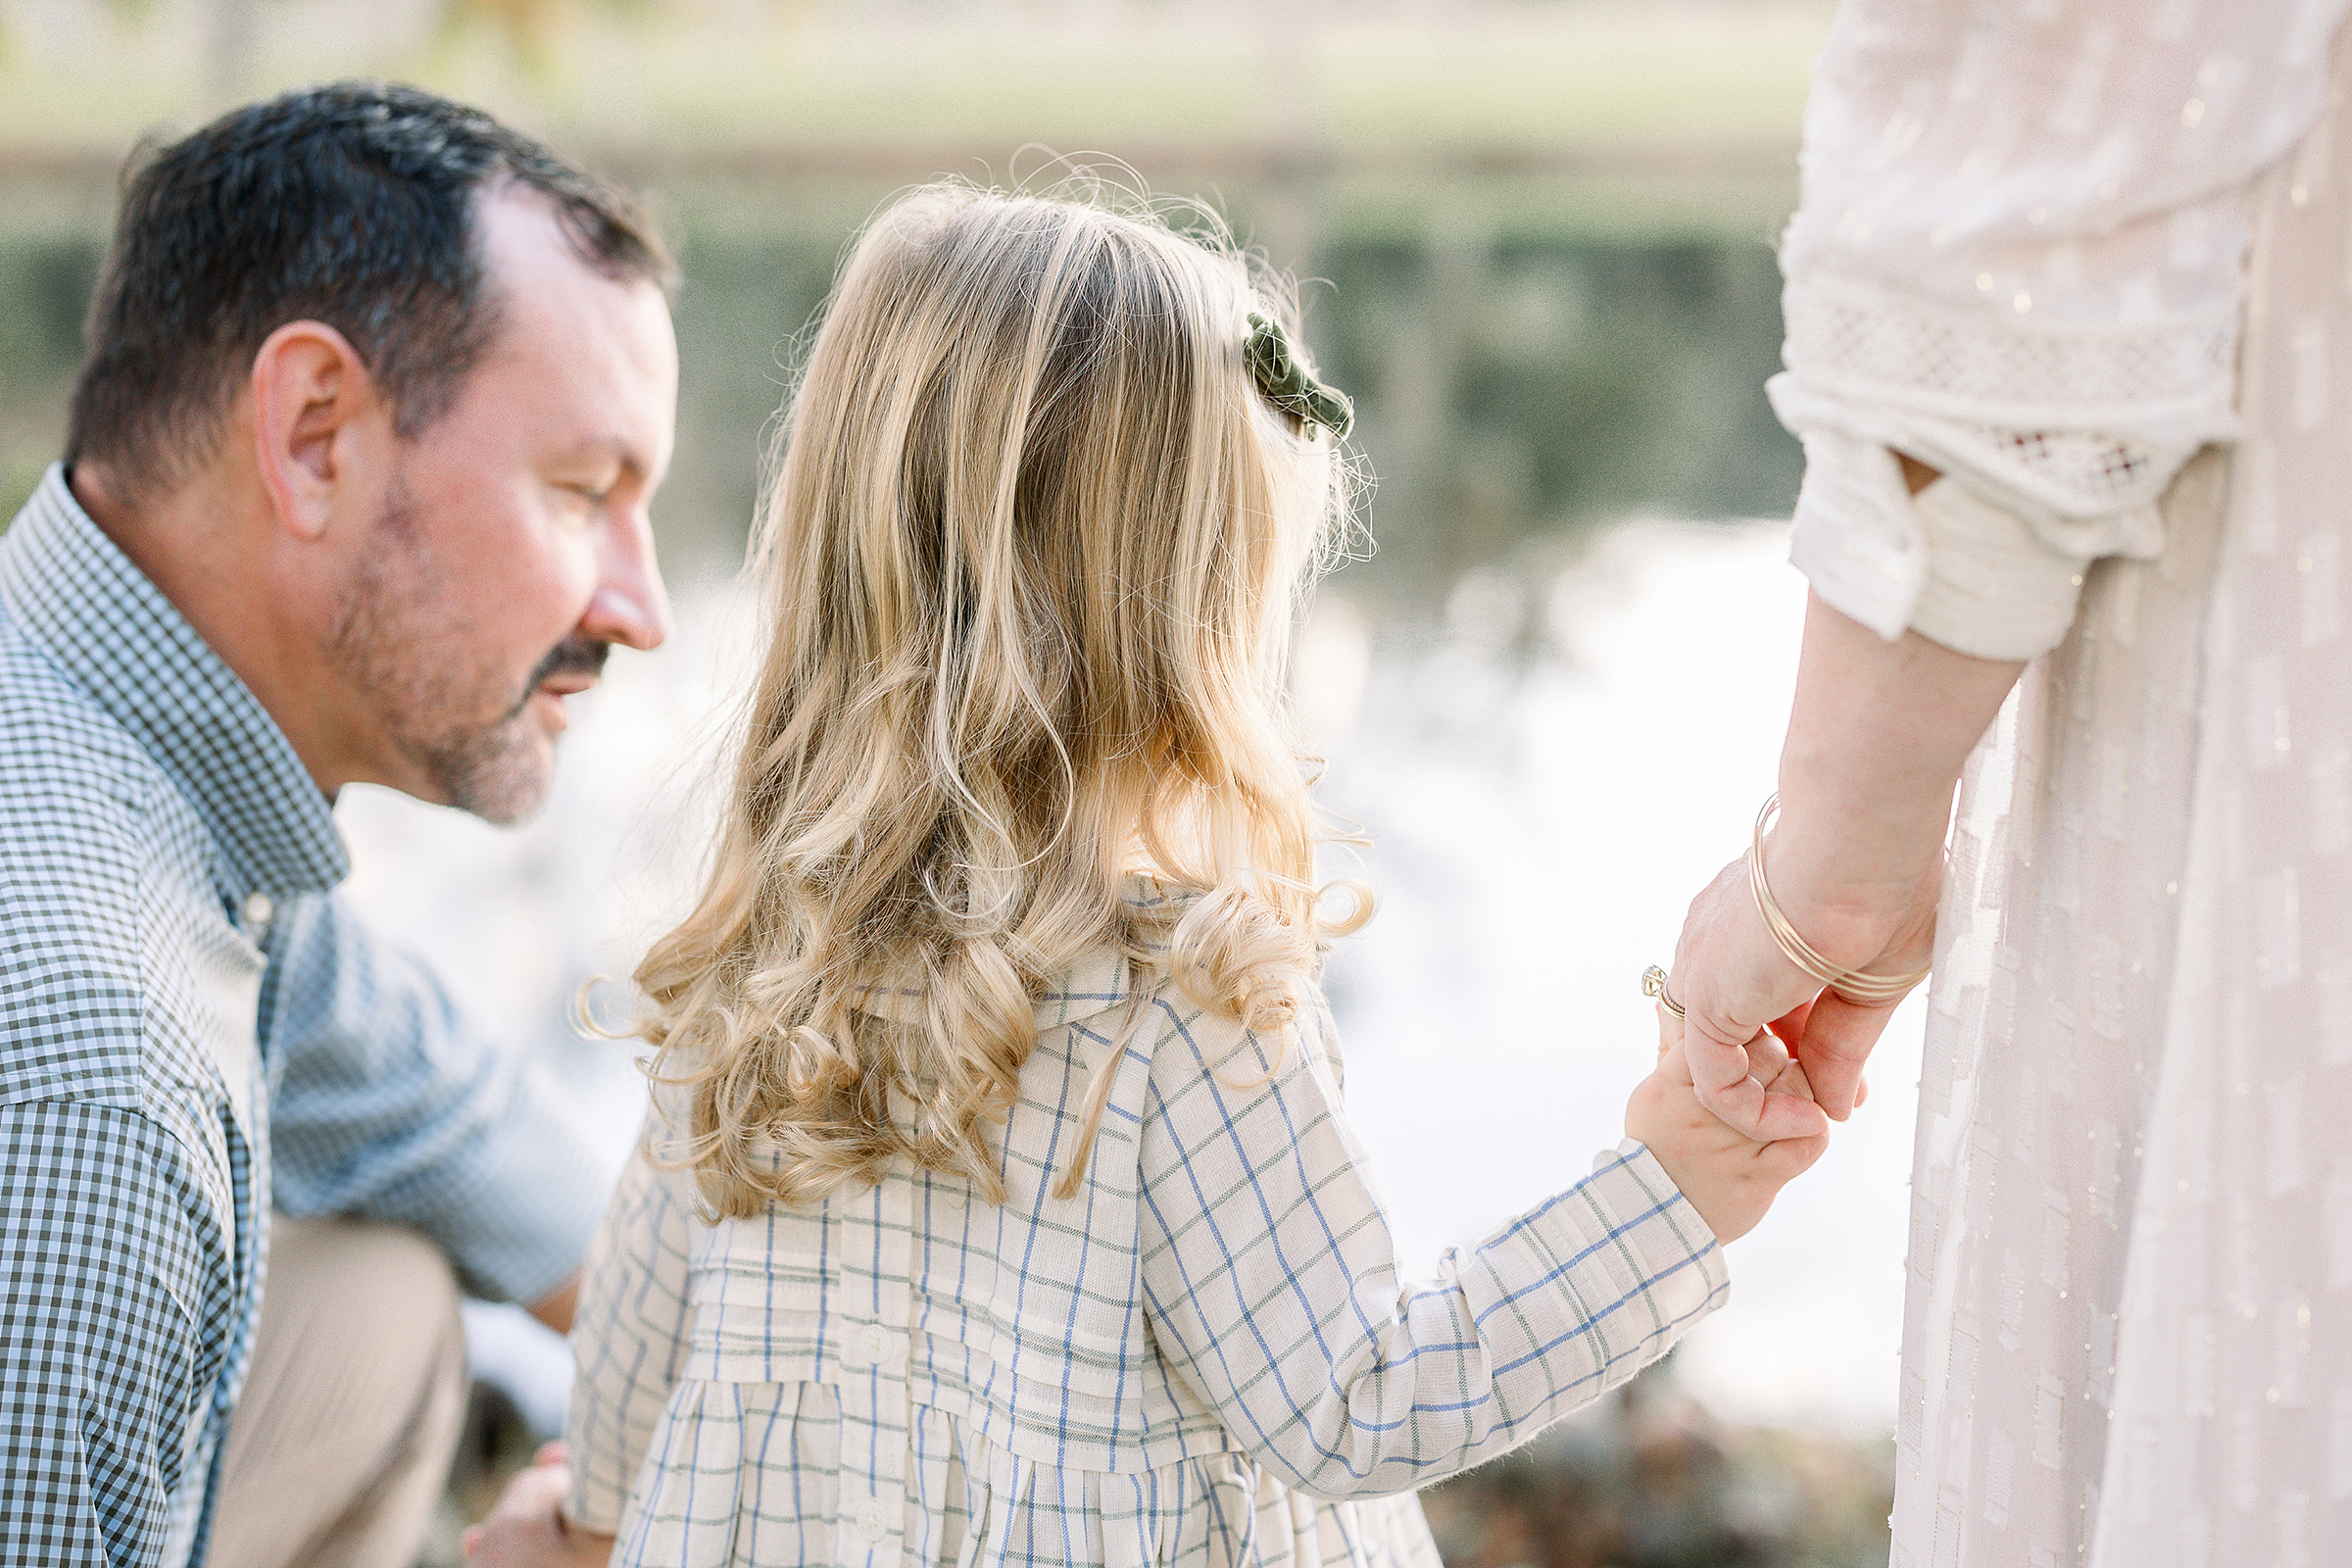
[1774,0,2350,659]
[1134,996,1728,1501]
[564,1123,696,1533]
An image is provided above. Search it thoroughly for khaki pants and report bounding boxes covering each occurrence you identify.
[208,1214,470,1568]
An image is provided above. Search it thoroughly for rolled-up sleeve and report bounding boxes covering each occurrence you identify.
[1135,999,1727,1501]
[260,892,607,1306]
[1783,421,2166,660]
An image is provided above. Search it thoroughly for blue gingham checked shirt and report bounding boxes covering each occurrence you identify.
[0,466,609,1568]
[567,906,1731,1567]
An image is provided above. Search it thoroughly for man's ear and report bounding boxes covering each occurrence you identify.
[250,320,379,543]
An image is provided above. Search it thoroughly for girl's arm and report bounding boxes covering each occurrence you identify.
[562,1130,697,1536]
[1135,998,1728,1501]
[467,1136,690,1567]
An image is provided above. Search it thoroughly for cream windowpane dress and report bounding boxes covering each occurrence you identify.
[1775,2,2352,1561]
[564,901,1729,1568]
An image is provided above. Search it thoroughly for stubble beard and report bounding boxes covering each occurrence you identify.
[330,477,602,827]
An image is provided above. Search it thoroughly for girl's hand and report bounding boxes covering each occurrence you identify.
[463,1444,617,1568]
[1627,1008,1830,1244]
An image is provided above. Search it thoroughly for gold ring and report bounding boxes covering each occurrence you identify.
[1642,965,1685,1020]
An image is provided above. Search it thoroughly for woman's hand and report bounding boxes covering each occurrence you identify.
[463,1444,616,1568]
[1669,586,2023,1142]
[1671,841,1936,1138]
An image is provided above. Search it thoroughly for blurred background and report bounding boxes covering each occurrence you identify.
[0,1,1918,1561]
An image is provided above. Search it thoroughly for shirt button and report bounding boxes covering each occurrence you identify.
[856,1497,887,1542]
[942,1183,966,1209]
[860,1324,895,1364]
[241,892,273,929]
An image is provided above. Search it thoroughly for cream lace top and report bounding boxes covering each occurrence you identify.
[1777,0,2352,658]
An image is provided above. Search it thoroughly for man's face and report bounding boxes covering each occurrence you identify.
[330,187,677,824]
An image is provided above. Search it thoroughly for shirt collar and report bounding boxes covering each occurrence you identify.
[0,464,349,903]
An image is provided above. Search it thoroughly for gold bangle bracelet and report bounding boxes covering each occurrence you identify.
[1748,795,1931,1007]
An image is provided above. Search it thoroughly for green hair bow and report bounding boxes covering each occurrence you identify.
[1244,313,1353,441]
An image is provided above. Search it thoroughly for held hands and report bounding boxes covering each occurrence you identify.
[1664,592,2009,1143]
[1669,842,1935,1142]
[462,1444,616,1568]
[1625,1002,1830,1243]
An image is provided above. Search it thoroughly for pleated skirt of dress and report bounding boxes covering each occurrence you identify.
[1892,29,2352,1568]
[612,1381,1447,1568]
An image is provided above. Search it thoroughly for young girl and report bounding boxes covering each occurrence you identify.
[527,183,1824,1568]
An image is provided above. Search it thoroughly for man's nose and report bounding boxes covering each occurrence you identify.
[580,501,673,653]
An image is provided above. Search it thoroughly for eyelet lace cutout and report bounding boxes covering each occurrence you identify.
[1942,421,2179,510]
[1783,276,2232,513]
[1785,277,2237,426]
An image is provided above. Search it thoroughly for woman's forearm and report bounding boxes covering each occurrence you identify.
[1767,591,2025,963]
[1671,584,2028,1134]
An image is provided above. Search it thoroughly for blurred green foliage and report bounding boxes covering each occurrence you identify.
[638,172,1804,599]
[0,169,1801,592]
[0,3,1819,583]
[0,217,101,528]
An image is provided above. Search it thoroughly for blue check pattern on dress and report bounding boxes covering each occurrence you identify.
[0,466,609,1568]
[567,905,1731,1567]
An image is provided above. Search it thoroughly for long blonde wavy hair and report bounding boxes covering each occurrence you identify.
[636,181,1358,1218]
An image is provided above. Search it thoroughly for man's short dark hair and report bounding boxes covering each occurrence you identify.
[66,81,676,500]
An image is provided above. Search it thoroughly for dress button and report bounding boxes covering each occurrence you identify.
[856,1497,887,1542]
[241,892,274,930]
[860,1323,894,1363]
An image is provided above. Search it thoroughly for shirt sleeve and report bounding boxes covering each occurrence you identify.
[0,1101,220,1568]
[1134,996,1728,1501]
[259,892,608,1306]
[1775,0,2352,656]
[564,1129,695,1535]
[1782,425,2164,660]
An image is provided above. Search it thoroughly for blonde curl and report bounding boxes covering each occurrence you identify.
[635,177,1366,1218]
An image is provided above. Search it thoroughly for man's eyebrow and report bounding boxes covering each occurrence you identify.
[565,436,651,482]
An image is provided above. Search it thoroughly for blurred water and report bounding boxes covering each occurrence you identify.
[1304,519,1919,1436]
[337,515,1916,1441]
[0,157,1900,1438]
